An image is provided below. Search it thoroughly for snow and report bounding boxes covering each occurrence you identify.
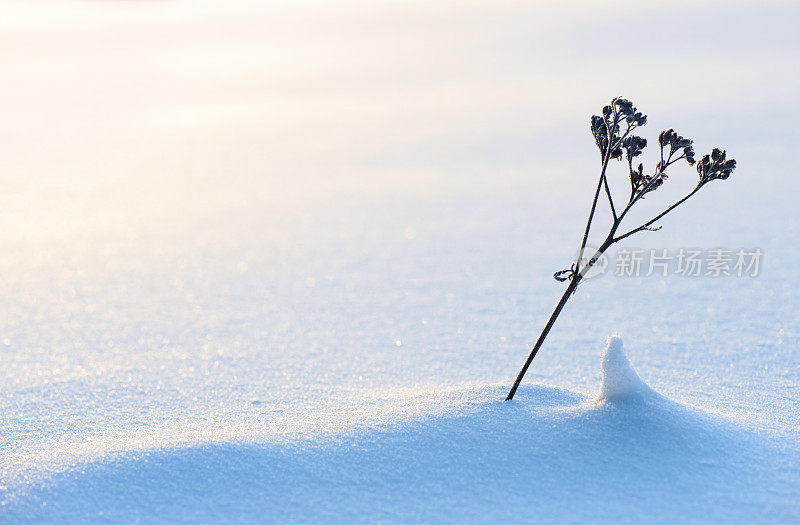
[5,341,798,522]
[598,335,656,402]
[1,0,800,522]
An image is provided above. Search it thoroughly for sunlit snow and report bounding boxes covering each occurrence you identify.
[1,0,799,521]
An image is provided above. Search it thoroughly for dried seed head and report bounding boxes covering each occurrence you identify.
[697,149,737,183]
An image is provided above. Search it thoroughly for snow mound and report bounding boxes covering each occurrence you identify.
[597,335,657,402]
[5,383,799,522]
[3,340,799,522]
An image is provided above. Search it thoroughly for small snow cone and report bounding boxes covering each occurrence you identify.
[598,336,655,402]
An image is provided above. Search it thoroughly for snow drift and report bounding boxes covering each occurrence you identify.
[4,337,797,523]
[598,335,656,401]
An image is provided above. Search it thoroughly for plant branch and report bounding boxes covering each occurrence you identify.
[613,185,701,243]
[576,108,637,272]
[575,149,611,274]
[618,150,687,223]
[505,97,732,401]
[602,173,617,220]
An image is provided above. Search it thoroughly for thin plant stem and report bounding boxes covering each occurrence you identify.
[506,277,579,400]
[507,238,612,401]
[505,97,733,400]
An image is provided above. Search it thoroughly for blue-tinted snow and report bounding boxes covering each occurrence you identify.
[1,0,799,521]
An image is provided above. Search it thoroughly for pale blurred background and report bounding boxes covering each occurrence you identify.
[1,0,799,483]
[3,0,798,244]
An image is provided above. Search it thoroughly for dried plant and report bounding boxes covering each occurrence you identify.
[506,97,736,401]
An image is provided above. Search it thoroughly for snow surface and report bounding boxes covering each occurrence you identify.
[2,0,800,522]
[4,339,798,522]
